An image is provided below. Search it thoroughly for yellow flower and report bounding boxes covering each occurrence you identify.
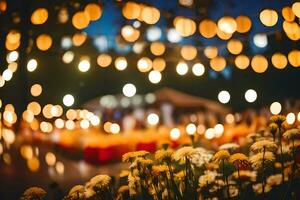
[249,151,275,169]
[232,170,256,181]
[122,150,149,162]
[266,174,283,186]
[270,115,286,126]
[68,185,84,195]
[250,139,277,153]
[252,183,272,194]
[155,149,173,161]
[213,150,230,164]
[118,185,130,193]
[283,128,300,140]
[269,123,278,134]
[88,174,111,188]
[174,170,185,179]
[172,146,198,161]
[21,187,46,200]
[136,157,153,167]
[152,165,169,174]
[229,153,249,168]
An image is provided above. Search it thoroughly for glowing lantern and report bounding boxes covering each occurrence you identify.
[36,34,52,51]
[122,1,141,20]
[216,28,232,40]
[137,57,152,72]
[251,55,268,73]
[236,15,252,33]
[72,11,90,30]
[27,157,40,172]
[204,46,218,59]
[282,7,295,22]
[218,16,237,34]
[150,42,165,56]
[271,53,287,69]
[31,8,48,25]
[72,32,87,46]
[292,2,300,18]
[227,39,243,55]
[210,56,226,72]
[199,19,217,38]
[97,54,112,67]
[141,6,160,24]
[174,17,196,37]
[30,84,42,97]
[235,55,250,70]
[152,58,166,72]
[84,3,102,21]
[259,9,278,27]
[121,25,140,42]
[180,45,197,60]
[288,50,300,67]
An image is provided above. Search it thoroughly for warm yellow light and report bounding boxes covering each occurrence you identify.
[227,39,243,55]
[152,58,166,72]
[45,152,56,166]
[20,145,33,160]
[31,8,48,25]
[65,120,75,130]
[225,114,235,124]
[235,55,250,70]
[110,123,120,134]
[174,17,196,37]
[115,57,127,71]
[218,16,237,34]
[251,55,268,73]
[97,54,112,68]
[7,51,19,63]
[84,3,102,21]
[259,9,278,27]
[54,118,64,129]
[27,157,40,172]
[292,2,300,18]
[137,57,152,72]
[205,128,215,139]
[27,102,41,115]
[80,119,90,129]
[121,25,140,42]
[36,34,52,51]
[141,6,160,24]
[210,56,226,72]
[30,84,42,97]
[72,11,90,30]
[271,53,287,69]
[104,121,112,133]
[204,46,218,59]
[78,58,90,72]
[55,161,64,174]
[122,1,141,20]
[62,51,74,64]
[199,19,217,38]
[186,123,196,135]
[180,45,197,60]
[282,6,295,22]
[150,42,165,56]
[245,89,257,103]
[270,102,282,115]
[123,83,136,97]
[214,124,224,137]
[236,15,252,33]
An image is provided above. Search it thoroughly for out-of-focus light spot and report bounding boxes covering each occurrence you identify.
[192,63,205,76]
[170,128,181,140]
[218,90,230,104]
[27,157,40,172]
[148,70,162,84]
[226,114,235,124]
[146,26,162,41]
[27,59,38,72]
[110,123,120,134]
[55,161,64,174]
[80,119,90,129]
[7,51,19,63]
[205,128,215,139]
[63,94,74,107]
[45,152,56,166]
[286,113,296,125]
[270,102,282,115]
[167,28,182,43]
[197,124,206,135]
[214,124,224,137]
[61,36,72,49]
[176,62,188,75]
[62,51,74,64]
[122,83,136,97]
[2,69,13,81]
[54,118,64,129]
[147,113,159,126]
[186,123,196,135]
[115,57,127,71]
[245,89,257,103]
[78,58,90,72]
[253,33,268,48]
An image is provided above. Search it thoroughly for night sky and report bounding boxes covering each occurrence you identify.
[0,0,300,114]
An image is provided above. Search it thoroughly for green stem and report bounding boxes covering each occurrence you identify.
[222,159,230,199]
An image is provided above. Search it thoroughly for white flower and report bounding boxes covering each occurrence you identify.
[188,147,213,167]
[219,143,240,151]
[199,170,218,188]
[172,146,198,161]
